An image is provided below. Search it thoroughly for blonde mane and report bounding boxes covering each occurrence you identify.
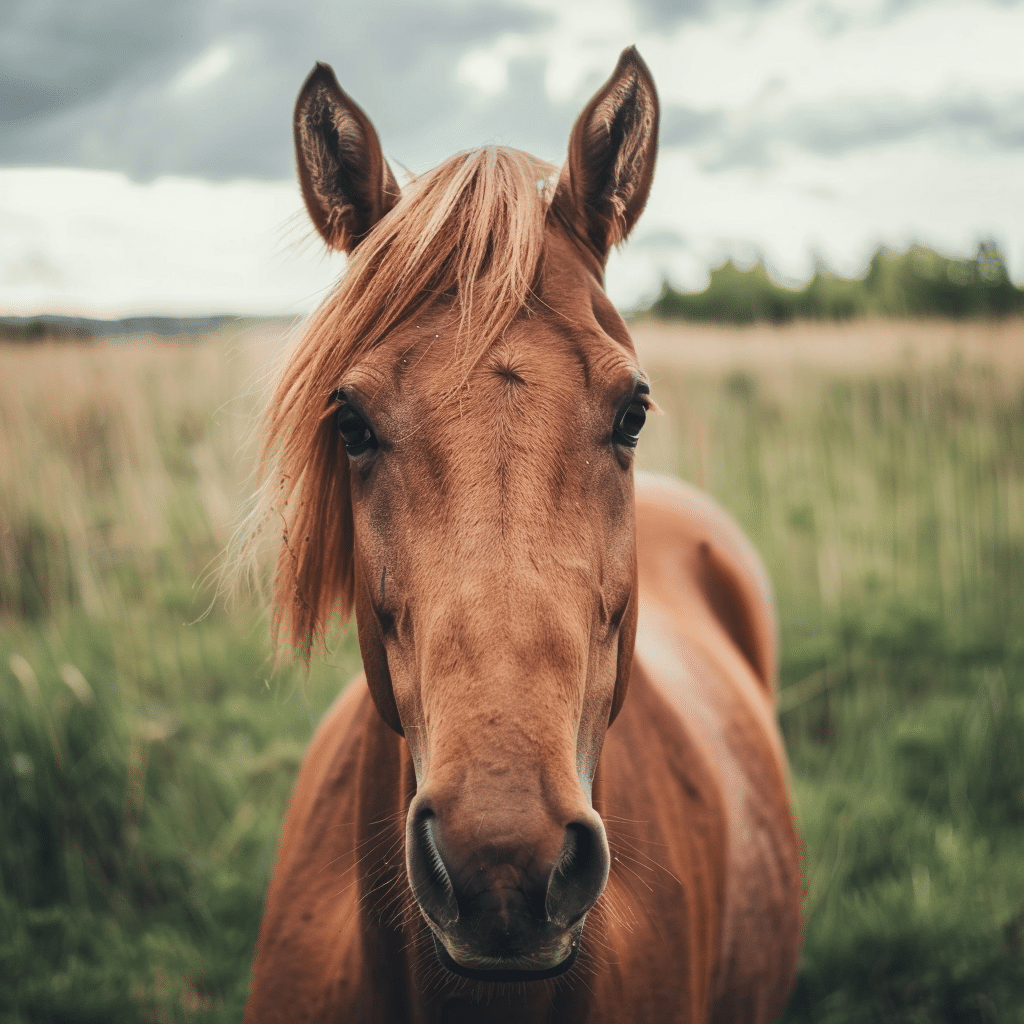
[251,146,555,657]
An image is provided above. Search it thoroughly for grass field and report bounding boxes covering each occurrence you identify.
[2,319,1023,1022]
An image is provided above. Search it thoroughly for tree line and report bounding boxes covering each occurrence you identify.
[648,241,1024,323]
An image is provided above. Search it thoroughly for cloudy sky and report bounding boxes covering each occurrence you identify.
[2,0,1023,317]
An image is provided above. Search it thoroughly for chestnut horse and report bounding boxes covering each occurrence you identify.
[244,48,801,1023]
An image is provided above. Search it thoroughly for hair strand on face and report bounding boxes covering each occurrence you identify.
[241,148,556,658]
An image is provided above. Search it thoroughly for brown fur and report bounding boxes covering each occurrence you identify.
[244,47,802,1023]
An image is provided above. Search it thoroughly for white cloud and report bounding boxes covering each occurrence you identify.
[457,35,535,97]
[171,43,235,97]
[5,126,1024,318]
[523,0,1024,115]
[0,169,343,317]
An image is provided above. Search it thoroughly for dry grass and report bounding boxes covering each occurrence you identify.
[0,325,289,620]
[630,315,1024,376]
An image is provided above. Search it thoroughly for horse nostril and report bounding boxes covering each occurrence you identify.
[407,806,459,929]
[545,819,610,927]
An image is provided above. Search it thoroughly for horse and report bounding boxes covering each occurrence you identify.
[243,47,802,1024]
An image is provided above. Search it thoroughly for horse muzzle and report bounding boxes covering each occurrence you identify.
[429,928,583,982]
[406,801,609,981]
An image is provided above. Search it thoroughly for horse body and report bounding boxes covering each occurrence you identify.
[244,47,801,1023]
[247,475,800,1023]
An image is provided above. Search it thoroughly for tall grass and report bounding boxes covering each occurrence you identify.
[1,325,1022,1021]
[0,331,361,1022]
[639,352,1024,1023]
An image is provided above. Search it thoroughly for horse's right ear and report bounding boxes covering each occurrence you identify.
[293,63,401,252]
[551,47,659,264]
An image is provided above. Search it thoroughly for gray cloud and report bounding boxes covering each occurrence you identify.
[660,106,724,147]
[884,0,1024,18]
[0,0,205,123]
[636,0,1024,34]
[0,0,554,180]
[661,92,1024,170]
[632,0,715,27]
[633,0,785,30]
[5,0,1024,185]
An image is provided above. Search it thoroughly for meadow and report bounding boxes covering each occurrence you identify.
[1,318,1023,1022]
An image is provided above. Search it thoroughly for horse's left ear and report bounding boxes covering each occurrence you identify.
[552,47,659,263]
[293,62,401,252]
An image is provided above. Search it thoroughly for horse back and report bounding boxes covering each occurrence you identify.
[594,473,802,1023]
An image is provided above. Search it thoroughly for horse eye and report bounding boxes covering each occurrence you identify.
[614,401,647,448]
[336,402,377,456]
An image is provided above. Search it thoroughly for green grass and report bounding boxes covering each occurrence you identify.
[639,355,1024,1023]
[2,328,1023,1021]
[0,334,362,1021]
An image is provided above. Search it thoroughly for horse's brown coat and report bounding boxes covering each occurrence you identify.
[244,48,801,1024]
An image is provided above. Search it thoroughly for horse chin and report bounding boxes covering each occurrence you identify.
[429,928,583,983]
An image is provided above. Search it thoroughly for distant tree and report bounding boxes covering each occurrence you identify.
[648,240,1024,323]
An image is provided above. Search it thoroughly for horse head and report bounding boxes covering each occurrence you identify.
[267,47,659,981]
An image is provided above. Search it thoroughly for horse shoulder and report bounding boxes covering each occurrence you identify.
[624,472,802,1023]
[594,660,730,1023]
[246,677,410,1024]
[633,471,777,694]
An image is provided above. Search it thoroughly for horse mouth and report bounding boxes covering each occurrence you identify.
[429,931,582,983]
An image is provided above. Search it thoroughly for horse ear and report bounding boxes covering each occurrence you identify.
[293,62,401,252]
[552,47,659,263]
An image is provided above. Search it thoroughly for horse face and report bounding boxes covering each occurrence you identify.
[338,245,645,975]
[291,49,659,979]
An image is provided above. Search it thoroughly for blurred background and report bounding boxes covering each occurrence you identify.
[2,1,1023,1021]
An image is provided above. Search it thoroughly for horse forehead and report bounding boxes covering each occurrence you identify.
[482,317,620,389]
[375,309,636,405]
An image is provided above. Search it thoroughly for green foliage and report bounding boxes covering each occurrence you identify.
[649,240,1024,323]
[0,618,358,1022]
